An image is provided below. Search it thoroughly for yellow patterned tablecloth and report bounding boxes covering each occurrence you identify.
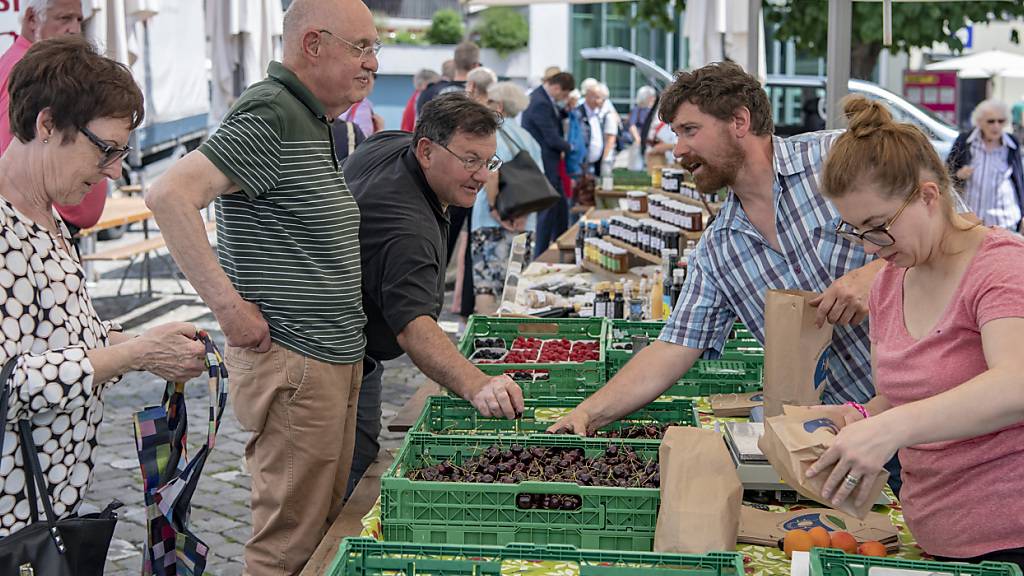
[359,398,928,575]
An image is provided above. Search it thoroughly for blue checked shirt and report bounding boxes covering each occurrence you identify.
[660,132,875,404]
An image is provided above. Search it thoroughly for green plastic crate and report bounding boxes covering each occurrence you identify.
[410,395,697,439]
[381,435,661,551]
[459,316,607,386]
[602,356,762,397]
[717,350,764,368]
[611,168,653,189]
[810,548,1023,576]
[604,321,762,384]
[328,537,745,576]
[723,339,763,353]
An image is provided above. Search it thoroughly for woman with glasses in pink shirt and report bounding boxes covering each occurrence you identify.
[805,95,1024,568]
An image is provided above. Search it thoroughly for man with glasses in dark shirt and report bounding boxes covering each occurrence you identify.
[343,93,525,494]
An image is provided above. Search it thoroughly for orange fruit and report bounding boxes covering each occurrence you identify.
[858,541,887,557]
[830,531,858,553]
[808,526,831,548]
[784,529,814,558]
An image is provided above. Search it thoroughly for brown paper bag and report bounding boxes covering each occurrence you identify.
[738,506,899,552]
[710,391,764,417]
[763,290,833,417]
[757,406,888,519]
[654,427,742,553]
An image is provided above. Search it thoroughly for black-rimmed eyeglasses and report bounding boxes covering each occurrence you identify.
[79,127,131,169]
[432,140,502,173]
[835,187,918,247]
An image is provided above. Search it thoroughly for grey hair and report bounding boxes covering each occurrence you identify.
[487,82,529,117]
[971,98,1010,128]
[414,68,440,90]
[636,85,656,105]
[586,81,609,98]
[22,0,53,24]
[467,67,497,97]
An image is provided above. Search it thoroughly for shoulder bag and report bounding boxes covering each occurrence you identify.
[0,356,121,576]
[495,124,561,221]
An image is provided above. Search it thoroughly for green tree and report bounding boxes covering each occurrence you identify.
[427,9,465,45]
[767,1,1024,80]
[620,1,1024,80]
[476,8,529,56]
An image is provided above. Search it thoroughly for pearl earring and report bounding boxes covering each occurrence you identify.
[43,138,48,144]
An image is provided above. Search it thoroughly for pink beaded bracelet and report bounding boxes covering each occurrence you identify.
[845,401,870,419]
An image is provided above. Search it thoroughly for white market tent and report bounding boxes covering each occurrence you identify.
[925,49,1024,79]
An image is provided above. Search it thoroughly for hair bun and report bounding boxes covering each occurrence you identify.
[841,94,892,138]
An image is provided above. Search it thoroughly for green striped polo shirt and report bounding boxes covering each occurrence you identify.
[199,61,366,364]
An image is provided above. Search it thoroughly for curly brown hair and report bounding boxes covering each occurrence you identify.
[657,61,773,136]
[8,35,144,145]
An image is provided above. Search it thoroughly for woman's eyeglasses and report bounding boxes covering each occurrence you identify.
[834,187,918,247]
[79,127,131,168]
[985,118,1007,125]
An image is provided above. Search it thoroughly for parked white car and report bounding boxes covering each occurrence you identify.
[581,47,958,159]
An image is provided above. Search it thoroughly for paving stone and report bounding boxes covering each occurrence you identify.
[82,279,457,572]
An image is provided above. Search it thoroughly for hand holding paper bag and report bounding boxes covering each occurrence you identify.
[804,412,900,509]
[758,406,888,519]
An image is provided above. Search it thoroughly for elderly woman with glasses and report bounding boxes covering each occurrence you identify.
[0,37,206,537]
[803,95,1024,569]
[946,98,1024,231]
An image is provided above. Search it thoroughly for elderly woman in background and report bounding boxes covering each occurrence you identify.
[0,36,205,537]
[466,66,497,105]
[946,99,1024,231]
[470,82,542,314]
[626,85,656,170]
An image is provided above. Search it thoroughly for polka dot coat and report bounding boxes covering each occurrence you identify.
[0,197,120,537]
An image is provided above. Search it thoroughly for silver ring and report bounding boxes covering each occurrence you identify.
[844,473,861,487]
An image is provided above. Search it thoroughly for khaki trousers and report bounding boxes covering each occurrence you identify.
[224,343,362,576]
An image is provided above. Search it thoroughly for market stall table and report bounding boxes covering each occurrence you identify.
[348,395,927,576]
[78,196,153,236]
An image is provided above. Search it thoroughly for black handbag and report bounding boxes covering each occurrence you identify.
[494,125,561,221]
[0,356,120,576]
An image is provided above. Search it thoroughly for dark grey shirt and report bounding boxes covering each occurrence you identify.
[343,131,450,360]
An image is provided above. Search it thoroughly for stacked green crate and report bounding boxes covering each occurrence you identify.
[458,316,607,389]
[380,435,662,551]
[328,537,746,576]
[605,320,762,395]
[810,549,1022,576]
[411,395,697,443]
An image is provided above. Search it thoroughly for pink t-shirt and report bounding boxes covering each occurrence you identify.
[0,36,107,230]
[869,228,1024,558]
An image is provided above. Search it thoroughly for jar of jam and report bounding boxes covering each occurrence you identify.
[627,190,649,214]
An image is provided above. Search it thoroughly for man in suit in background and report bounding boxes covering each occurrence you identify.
[522,71,574,258]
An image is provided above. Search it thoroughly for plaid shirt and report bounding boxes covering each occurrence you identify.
[660,132,876,404]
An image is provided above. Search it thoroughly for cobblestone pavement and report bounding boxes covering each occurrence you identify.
[77,239,461,575]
